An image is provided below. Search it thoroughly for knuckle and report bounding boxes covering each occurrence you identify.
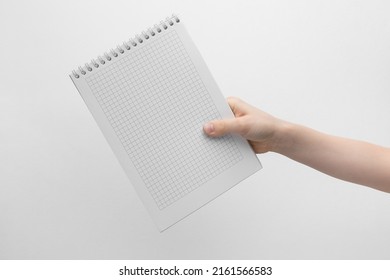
[235,117,249,134]
[218,120,227,134]
[227,96,240,104]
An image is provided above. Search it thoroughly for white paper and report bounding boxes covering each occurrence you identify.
[70,19,261,231]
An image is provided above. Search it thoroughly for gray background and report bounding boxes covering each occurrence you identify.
[1,0,389,259]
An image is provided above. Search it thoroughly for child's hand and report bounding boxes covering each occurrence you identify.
[203,97,390,193]
[203,97,286,153]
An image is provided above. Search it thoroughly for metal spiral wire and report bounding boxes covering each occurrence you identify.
[71,14,180,78]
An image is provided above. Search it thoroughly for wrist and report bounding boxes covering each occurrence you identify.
[270,120,296,154]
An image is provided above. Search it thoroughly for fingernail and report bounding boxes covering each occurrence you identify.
[204,123,215,134]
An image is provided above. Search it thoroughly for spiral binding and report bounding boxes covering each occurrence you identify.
[71,14,180,79]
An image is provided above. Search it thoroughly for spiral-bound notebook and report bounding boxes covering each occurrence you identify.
[70,15,261,231]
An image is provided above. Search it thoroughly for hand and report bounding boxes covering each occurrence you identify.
[203,97,390,192]
[203,97,286,153]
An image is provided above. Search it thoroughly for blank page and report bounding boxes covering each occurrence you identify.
[70,16,261,231]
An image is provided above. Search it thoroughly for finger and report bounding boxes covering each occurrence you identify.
[226,96,251,116]
[203,118,243,137]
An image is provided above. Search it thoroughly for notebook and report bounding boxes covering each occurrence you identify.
[70,15,262,231]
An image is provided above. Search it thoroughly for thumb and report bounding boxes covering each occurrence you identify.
[203,118,242,137]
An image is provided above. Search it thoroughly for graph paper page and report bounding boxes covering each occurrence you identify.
[71,22,261,231]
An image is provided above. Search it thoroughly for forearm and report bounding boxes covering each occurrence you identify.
[273,122,390,193]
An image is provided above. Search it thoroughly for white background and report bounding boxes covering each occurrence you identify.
[1,0,389,259]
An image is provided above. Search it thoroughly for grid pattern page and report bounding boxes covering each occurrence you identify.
[85,29,243,210]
